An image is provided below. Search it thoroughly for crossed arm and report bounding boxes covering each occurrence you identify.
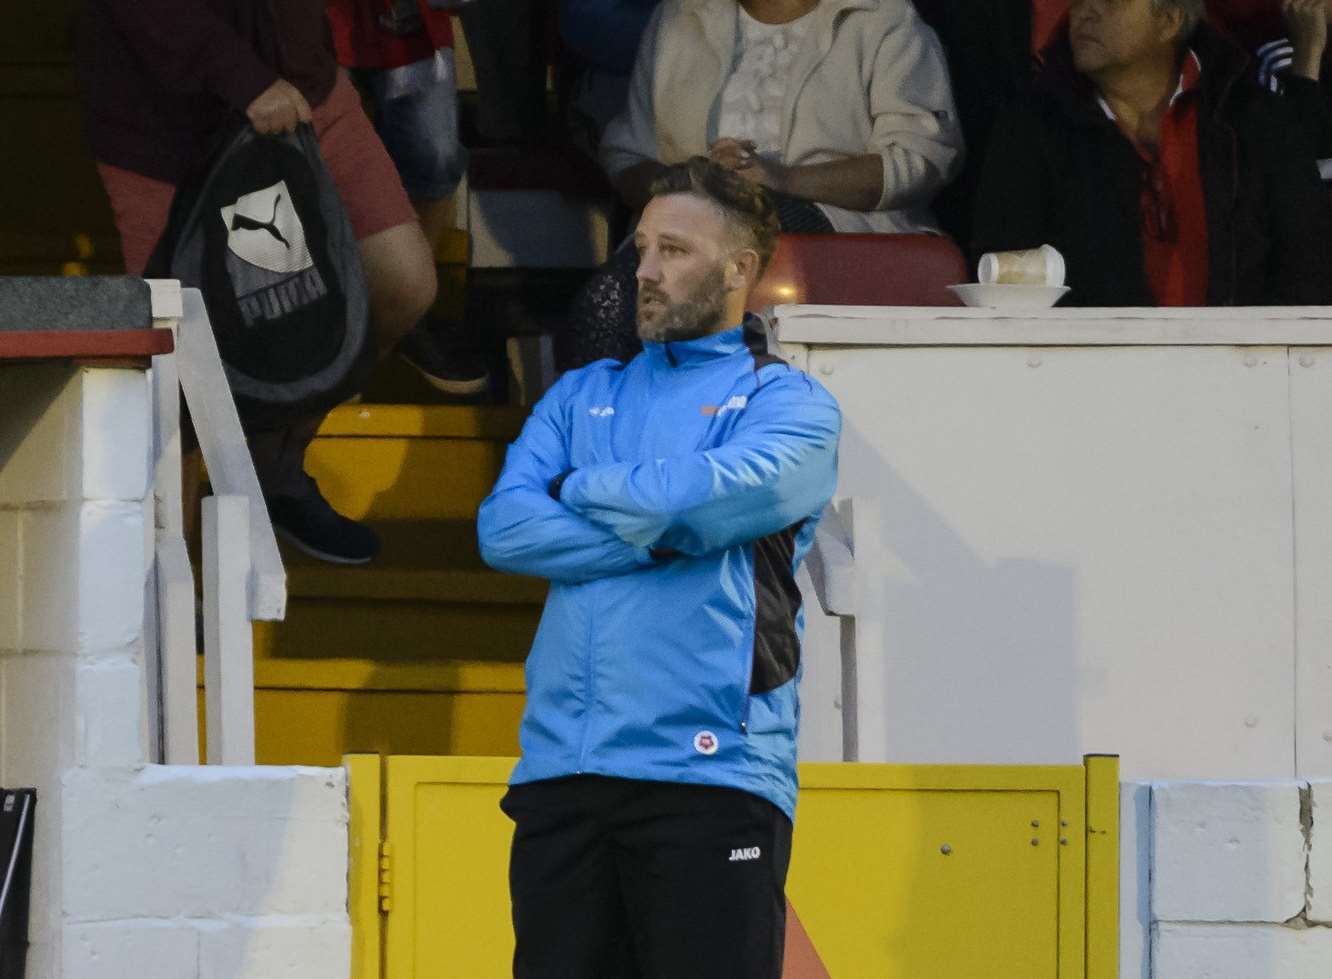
[476,371,841,583]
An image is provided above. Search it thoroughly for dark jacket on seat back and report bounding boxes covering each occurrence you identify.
[972,22,1332,306]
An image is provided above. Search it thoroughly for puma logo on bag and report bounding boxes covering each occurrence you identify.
[219,179,325,326]
[229,193,291,248]
[220,180,314,275]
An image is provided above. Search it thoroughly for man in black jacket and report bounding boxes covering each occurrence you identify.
[1207,0,1332,186]
[973,0,1332,306]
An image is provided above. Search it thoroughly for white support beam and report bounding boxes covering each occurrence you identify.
[148,328,199,765]
[156,538,199,765]
[202,494,255,765]
[171,287,285,622]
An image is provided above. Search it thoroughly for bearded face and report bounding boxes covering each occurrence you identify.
[636,263,729,343]
[633,193,741,345]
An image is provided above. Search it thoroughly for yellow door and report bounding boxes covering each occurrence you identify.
[351,756,1117,979]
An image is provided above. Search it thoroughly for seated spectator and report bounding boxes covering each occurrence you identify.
[1207,0,1332,183]
[327,0,488,396]
[563,0,965,367]
[973,0,1332,306]
[79,0,438,563]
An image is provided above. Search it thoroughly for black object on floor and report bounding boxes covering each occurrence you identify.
[0,788,36,979]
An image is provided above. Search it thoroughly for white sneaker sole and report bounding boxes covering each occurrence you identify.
[400,354,491,397]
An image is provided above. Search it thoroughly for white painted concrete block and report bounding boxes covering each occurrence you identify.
[1154,923,1332,978]
[23,940,58,979]
[76,660,146,767]
[62,766,349,920]
[18,508,78,652]
[64,920,198,979]
[1152,782,1307,922]
[0,510,19,651]
[77,501,145,655]
[1308,782,1332,923]
[0,365,78,507]
[2,653,75,787]
[197,916,351,979]
[26,786,62,949]
[80,369,150,502]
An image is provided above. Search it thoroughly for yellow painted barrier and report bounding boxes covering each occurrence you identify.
[347,755,1119,978]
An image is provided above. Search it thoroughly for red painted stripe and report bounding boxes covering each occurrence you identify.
[0,329,174,362]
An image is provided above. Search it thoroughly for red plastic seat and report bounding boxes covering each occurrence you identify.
[1031,0,1070,54]
[747,233,970,311]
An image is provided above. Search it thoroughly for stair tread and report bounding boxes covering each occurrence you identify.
[317,402,528,440]
[282,520,547,604]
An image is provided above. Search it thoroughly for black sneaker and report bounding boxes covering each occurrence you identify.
[268,483,380,565]
[397,321,490,397]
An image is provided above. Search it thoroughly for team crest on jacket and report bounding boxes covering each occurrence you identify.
[693,730,719,755]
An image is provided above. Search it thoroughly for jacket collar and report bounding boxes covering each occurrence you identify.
[1035,21,1250,127]
[642,313,767,369]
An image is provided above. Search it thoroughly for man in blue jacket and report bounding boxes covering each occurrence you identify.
[478,157,841,978]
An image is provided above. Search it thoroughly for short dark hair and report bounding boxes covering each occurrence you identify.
[648,157,781,272]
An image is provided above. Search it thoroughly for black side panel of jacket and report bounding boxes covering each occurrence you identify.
[750,521,805,695]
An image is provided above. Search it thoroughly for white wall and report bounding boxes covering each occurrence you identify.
[0,362,350,979]
[776,308,1332,977]
[779,308,1332,783]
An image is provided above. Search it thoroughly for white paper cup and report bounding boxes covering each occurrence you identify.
[978,244,1065,287]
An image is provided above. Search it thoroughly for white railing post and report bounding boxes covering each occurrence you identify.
[202,494,256,765]
[147,285,202,764]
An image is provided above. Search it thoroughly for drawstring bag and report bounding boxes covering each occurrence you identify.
[148,123,373,429]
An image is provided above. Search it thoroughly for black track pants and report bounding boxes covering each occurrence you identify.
[500,775,793,979]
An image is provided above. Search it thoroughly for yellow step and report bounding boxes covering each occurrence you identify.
[260,520,544,667]
[216,406,540,765]
[200,680,526,766]
[305,403,527,522]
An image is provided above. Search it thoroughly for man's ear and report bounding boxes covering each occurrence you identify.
[1156,5,1186,44]
[728,248,762,292]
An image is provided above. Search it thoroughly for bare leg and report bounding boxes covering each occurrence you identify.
[358,220,437,356]
[412,196,457,253]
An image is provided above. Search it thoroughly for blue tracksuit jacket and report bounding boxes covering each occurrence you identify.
[477,318,841,818]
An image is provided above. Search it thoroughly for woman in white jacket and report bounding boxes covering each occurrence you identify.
[564,0,965,365]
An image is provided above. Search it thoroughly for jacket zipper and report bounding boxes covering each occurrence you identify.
[576,585,598,771]
[739,623,755,734]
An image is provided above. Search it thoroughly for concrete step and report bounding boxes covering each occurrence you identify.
[209,406,542,765]
[260,519,544,666]
[224,520,542,766]
[305,403,526,521]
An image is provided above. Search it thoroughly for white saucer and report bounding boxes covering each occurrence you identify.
[948,283,1071,309]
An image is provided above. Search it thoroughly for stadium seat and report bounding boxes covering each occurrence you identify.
[748,232,970,310]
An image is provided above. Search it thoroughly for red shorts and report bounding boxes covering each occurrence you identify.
[98,70,417,274]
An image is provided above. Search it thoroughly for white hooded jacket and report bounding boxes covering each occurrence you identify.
[599,0,966,233]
